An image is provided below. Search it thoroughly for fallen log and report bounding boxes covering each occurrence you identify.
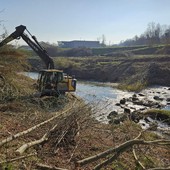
[76,138,170,168]
[16,123,59,154]
[76,139,144,166]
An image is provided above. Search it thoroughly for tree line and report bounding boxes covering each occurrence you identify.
[119,22,170,46]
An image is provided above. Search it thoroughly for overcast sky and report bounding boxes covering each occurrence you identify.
[1,0,170,45]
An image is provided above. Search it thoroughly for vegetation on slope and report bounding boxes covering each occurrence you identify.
[25,42,170,92]
[0,46,34,102]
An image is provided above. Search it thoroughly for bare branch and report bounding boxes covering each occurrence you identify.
[76,139,144,166]
[0,153,36,165]
[132,147,146,170]
[76,137,170,168]
[36,163,68,170]
[147,167,170,170]
[16,123,59,154]
[0,102,75,147]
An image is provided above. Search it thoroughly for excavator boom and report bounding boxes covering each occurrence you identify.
[0,25,54,69]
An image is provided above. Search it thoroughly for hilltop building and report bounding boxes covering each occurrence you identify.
[58,40,101,48]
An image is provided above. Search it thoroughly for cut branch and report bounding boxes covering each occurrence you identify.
[16,123,59,154]
[147,167,170,170]
[36,163,68,170]
[16,101,80,154]
[36,164,67,170]
[76,138,170,168]
[0,104,74,147]
[76,139,144,166]
[132,147,146,170]
[0,153,36,165]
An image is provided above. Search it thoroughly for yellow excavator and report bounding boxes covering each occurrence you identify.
[0,25,76,96]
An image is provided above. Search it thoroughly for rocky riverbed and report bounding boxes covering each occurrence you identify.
[107,86,170,138]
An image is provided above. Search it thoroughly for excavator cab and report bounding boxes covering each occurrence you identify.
[37,69,76,96]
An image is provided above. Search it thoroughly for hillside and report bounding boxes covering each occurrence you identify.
[28,45,170,91]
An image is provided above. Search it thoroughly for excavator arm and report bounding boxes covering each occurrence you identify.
[0,25,76,95]
[0,25,54,69]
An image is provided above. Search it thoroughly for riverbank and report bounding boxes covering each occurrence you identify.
[22,72,170,123]
[28,54,170,91]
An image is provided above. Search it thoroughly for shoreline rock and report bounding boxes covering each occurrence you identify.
[108,86,170,126]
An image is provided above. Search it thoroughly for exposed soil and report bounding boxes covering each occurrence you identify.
[28,55,170,87]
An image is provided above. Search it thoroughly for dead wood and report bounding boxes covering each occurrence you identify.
[76,139,144,166]
[132,147,146,170]
[76,138,170,168]
[0,153,36,165]
[16,101,81,154]
[147,167,170,170]
[36,163,68,170]
[0,104,74,147]
[16,123,59,154]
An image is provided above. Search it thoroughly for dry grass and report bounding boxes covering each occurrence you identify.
[0,46,34,102]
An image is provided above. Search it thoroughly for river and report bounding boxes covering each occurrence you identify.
[24,72,170,137]
[24,72,170,119]
[24,72,132,121]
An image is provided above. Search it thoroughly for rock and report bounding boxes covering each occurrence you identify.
[153,96,163,101]
[115,103,120,106]
[108,114,127,125]
[166,98,170,102]
[133,100,144,105]
[138,93,145,96]
[155,104,162,108]
[110,118,120,124]
[124,108,131,114]
[144,100,159,107]
[130,111,139,122]
[139,107,146,111]
[132,94,137,98]
[120,98,126,104]
[153,96,160,100]
[107,111,118,119]
[132,97,139,102]
[132,94,139,102]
